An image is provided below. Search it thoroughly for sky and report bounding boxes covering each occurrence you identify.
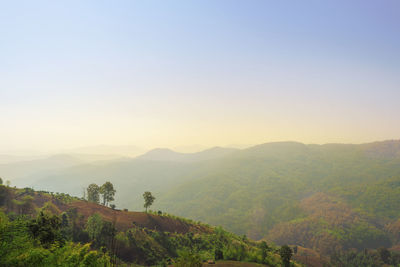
[1,0,400,153]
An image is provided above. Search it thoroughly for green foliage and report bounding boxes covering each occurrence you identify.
[0,186,290,266]
[279,245,292,267]
[29,211,64,248]
[157,142,400,254]
[330,248,400,266]
[260,241,268,263]
[63,207,90,243]
[143,191,155,212]
[346,176,400,219]
[0,211,110,266]
[111,221,282,266]
[85,213,103,244]
[0,184,12,207]
[340,223,391,250]
[87,183,100,203]
[85,213,116,250]
[40,201,61,215]
[53,192,76,205]
[12,195,35,215]
[174,251,202,267]
[99,181,116,206]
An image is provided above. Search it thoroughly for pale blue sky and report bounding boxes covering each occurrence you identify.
[1,1,399,152]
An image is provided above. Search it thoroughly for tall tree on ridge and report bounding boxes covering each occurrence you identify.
[100,181,116,206]
[143,191,155,213]
[87,183,100,204]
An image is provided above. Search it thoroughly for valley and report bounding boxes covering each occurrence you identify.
[2,140,400,262]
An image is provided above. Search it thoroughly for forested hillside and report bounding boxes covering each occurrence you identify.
[0,185,299,266]
[3,140,400,258]
[157,141,400,255]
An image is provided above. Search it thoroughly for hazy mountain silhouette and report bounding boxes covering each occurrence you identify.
[137,147,238,162]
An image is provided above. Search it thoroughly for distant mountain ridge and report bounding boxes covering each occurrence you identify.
[2,139,400,255]
[137,146,238,162]
[67,144,146,157]
[0,154,84,187]
[156,139,400,254]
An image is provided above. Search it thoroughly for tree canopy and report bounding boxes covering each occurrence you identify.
[143,191,155,212]
[100,181,116,206]
[87,183,100,203]
[279,245,292,267]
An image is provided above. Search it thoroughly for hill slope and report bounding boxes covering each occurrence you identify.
[157,140,400,254]
[4,140,400,256]
[0,186,299,266]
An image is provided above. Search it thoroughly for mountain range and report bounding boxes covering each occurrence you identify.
[1,140,400,255]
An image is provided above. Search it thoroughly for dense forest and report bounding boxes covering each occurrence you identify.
[158,141,400,255]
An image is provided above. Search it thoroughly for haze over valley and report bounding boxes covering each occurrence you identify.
[1,1,400,266]
[2,140,400,253]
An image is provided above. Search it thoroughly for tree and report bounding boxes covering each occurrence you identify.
[100,181,116,206]
[5,180,10,187]
[60,212,73,240]
[13,195,35,215]
[175,251,202,267]
[279,245,293,267]
[29,211,63,248]
[260,241,269,263]
[86,213,103,245]
[215,240,224,260]
[143,191,155,212]
[99,220,116,249]
[0,177,2,185]
[87,184,100,203]
[82,187,86,200]
[86,213,116,249]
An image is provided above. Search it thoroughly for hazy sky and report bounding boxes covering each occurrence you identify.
[1,1,400,153]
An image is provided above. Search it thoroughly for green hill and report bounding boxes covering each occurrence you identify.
[3,140,400,257]
[0,185,299,266]
[157,141,400,254]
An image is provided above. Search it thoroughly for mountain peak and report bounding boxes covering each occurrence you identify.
[136,147,237,162]
[137,148,182,161]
